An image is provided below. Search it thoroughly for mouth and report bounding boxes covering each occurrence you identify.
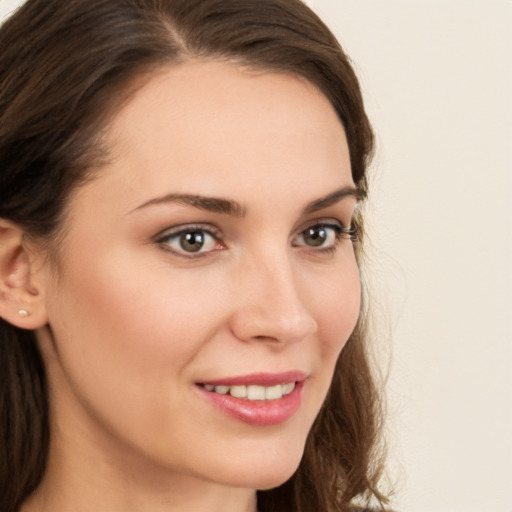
[196,372,306,426]
[199,382,296,401]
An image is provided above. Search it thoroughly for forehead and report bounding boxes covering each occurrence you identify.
[83,60,353,213]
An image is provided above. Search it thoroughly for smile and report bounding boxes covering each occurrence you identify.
[202,382,296,401]
[197,371,306,425]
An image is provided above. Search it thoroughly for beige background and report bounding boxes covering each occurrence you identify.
[2,1,511,511]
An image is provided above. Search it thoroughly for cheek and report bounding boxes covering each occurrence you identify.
[298,251,361,419]
[49,258,219,369]
[44,247,224,416]
[42,250,235,466]
[311,255,361,358]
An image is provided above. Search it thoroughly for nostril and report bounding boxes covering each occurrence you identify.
[229,306,317,345]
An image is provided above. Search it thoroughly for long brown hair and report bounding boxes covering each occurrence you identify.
[0,1,385,511]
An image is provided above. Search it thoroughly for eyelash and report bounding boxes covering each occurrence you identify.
[155,220,358,259]
[155,224,224,258]
[293,221,358,255]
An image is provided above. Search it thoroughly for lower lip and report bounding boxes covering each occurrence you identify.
[197,381,304,426]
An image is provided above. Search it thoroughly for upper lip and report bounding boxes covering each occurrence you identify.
[198,371,308,387]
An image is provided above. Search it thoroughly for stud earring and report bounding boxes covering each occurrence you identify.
[18,309,30,317]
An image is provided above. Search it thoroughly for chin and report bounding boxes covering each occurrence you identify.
[223,447,304,491]
[255,471,297,492]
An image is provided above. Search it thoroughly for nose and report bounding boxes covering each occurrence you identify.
[229,253,318,345]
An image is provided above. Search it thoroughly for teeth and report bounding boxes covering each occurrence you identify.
[247,385,266,400]
[205,382,296,401]
[214,385,229,395]
[265,384,283,400]
[283,382,295,395]
[229,385,247,398]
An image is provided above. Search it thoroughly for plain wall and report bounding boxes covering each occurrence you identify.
[2,1,511,511]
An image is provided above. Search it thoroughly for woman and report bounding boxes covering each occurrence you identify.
[0,0,386,511]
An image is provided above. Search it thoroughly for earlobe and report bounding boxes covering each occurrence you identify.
[0,220,48,329]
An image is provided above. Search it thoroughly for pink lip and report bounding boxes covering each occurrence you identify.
[199,370,307,387]
[196,371,307,427]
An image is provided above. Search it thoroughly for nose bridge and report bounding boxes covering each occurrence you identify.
[230,246,318,344]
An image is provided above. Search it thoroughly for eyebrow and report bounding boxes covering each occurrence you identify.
[132,186,360,218]
[302,186,361,215]
[132,193,247,217]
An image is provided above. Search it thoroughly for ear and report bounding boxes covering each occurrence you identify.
[0,219,49,329]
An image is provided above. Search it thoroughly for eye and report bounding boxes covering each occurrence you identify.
[156,225,223,256]
[300,225,337,247]
[293,221,356,251]
[296,224,340,248]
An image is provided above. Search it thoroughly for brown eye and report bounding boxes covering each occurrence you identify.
[294,223,343,250]
[303,226,329,247]
[158,226,221,256]
[179,231,206,252]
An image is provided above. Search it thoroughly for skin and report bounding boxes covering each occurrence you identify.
[19,60,361,512]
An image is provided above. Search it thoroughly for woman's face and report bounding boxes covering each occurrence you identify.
[36,61,360,493]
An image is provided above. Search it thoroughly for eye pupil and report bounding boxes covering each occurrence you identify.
[304,227,327,247]
[180,231,205,252]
